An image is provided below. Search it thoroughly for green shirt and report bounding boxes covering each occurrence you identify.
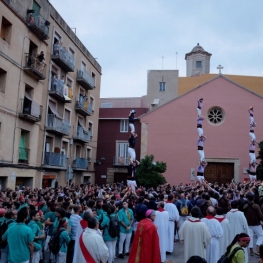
[44,211,56,236]
[118,208,134,234]
[59,228,71,253]
[101,213,118,242]
[28,220,43,250]
[227,244,245,263]
[3,223,34,263]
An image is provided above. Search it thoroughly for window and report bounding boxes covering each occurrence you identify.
[0,68,7,93]
[29,40,38,55]
[90,97,94,111]
[61,141,68,156]
[159,82,166,92]
[64,109,71,122]
[87,148,92,162]
[51,65,58,78]
[120,120,128,132]
[0,17,12,44]
[92,72,96,87]
[76,145,81,158]
[208,107,224,125]
[33,1,41,12]
[69,47,75,58]
[45,136,53,152]
[117,142,129,164]
[88,122,93,135]
[196,61,202,68]
[19,130,30,163]
[81,61,86,70]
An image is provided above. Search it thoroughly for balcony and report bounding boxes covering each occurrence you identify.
[18,147,30,164]
[75,96,92,116]
[24,53,46,80]
[46,114,70,136]
[49,78,73,103]
[76,69,95,90]
[72,157,88,170]
[43,152,66,168]
[113,157,130,166]
[51,44,75,72]
[19,98,42,122]
[27,10,50,40]
[73,126,91,143]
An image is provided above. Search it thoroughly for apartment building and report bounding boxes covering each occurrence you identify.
[0,0,101,189]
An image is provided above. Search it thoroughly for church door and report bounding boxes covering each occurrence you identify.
[204,162,234,184]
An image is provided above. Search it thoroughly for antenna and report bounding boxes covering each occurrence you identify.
[176,52,178,70]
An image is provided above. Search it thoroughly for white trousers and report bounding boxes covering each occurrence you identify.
[249,174,257,182]
[197,128,203,136]
[105,240,117,263]
[32,251,40,263]
[44,235,51,251]
[198,150,205,162]
[249,132,256,141]
[197,108,201,116]
[197,176,205,184]
[128,147,136,161]
[249,152,256,164]
[248,225,263,248]
[129,123,135,133]
[56,251,66,263]
[250,116,254,124]
[118,232,132,254]
[127,180,137,190]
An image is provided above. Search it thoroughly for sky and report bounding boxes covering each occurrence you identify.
[49,0,263,98]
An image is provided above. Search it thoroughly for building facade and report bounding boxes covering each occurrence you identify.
[0,0,101,189]
[95,98,147,185]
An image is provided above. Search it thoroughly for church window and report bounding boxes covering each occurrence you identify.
[208,107,224,125]
[159,82,166,92]
[196,61,202,68]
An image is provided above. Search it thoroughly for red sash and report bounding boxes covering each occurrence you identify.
[80,219,88,229]
[79,232,96,263]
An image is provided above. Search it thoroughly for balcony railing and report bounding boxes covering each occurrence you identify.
[75,96,92,116]
[43,152,66,167]
[18,147,30,163]
[76,69,95,90]
[24,53,46,80]
[46,114,70,136]
[72,157,88,170]
[27,10,50,40]
[52,44,75,72]
[49,78,72,103]
[73,126,92,143]
[19,99,42,122]
[113,157,130,166]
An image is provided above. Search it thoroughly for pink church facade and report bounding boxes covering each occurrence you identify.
[140,76,263,185]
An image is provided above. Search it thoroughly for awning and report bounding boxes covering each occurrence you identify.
[43,175,56,179]
[48,102,63,119]
[24,91,32,101]
[78,118,89,133]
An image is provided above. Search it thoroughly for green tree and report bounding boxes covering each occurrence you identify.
[256,141,263,180]
[136,155,167,187]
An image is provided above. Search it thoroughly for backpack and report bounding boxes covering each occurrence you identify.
[179,201,189,216]
[0,221,12,248]
[48,229,63,254]
[217,247,243,263]
[108,215,120,238]
[99,213,104,230]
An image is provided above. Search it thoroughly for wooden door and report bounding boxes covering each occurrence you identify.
[204,162,234,184]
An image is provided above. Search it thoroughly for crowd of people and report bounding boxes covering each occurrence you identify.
[0,179,262,263]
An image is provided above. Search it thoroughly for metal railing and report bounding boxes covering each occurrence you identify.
[46,114,70,135]
[77,69,95,88]
[20,99,42,120]
[27,10,50,39]
[75,96,93,115]
[74,126,92,142]
[43,152,66,167]
[24,53,46,78]
[72,157,88,169]
[52,44,75,70]
[18,147,30,162]
[113,157,130,166]
[50,78,64,96]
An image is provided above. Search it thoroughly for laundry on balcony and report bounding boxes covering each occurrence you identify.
[63,85,72,101]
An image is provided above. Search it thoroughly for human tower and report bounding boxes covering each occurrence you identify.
[248,107,259,181]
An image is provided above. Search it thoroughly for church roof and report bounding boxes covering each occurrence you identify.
[139,74,263,119]
[185,43,212,59]
[178,74,263,96]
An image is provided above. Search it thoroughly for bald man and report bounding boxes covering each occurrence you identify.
[201,206,223,263]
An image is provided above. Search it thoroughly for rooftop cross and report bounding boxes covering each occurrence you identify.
[217,64,224,75]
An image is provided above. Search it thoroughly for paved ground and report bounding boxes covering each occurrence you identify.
[115,240,259,263]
